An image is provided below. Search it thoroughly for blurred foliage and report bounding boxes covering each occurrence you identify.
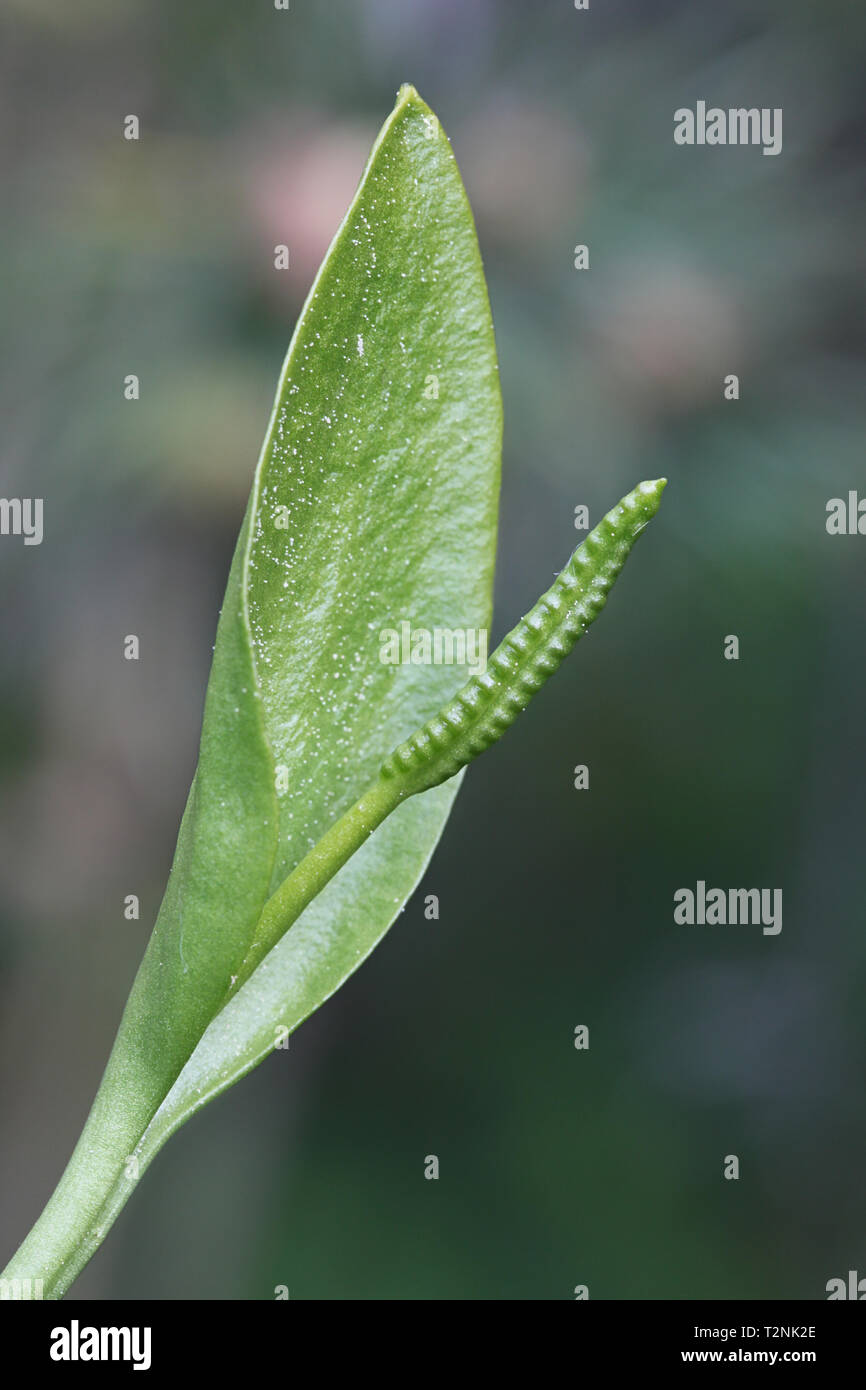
[1,0,865,1298]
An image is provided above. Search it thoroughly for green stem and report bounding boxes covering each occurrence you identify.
[1,1090,152,1299]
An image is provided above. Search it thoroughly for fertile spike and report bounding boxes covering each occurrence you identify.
[381,478,666,795]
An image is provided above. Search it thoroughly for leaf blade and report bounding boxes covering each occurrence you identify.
[128,84,503,1173]
[44,85,502,1210]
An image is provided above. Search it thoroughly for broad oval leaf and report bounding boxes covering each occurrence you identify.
[136,83,503,1171]
[3,85,501,1294]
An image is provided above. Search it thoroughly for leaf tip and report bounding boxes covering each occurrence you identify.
[394,83,434,121]
[396,82,421,105]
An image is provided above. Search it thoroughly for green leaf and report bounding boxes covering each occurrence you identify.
[3,84,502,1296]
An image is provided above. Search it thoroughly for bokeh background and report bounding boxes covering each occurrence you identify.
[2,0,865,1299]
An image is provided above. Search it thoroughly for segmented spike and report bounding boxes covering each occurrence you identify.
[380,479,666,794]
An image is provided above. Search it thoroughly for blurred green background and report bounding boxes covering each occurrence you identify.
[1,0,865,1299]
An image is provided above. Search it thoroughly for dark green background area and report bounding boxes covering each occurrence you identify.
[1,0,864,1299]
